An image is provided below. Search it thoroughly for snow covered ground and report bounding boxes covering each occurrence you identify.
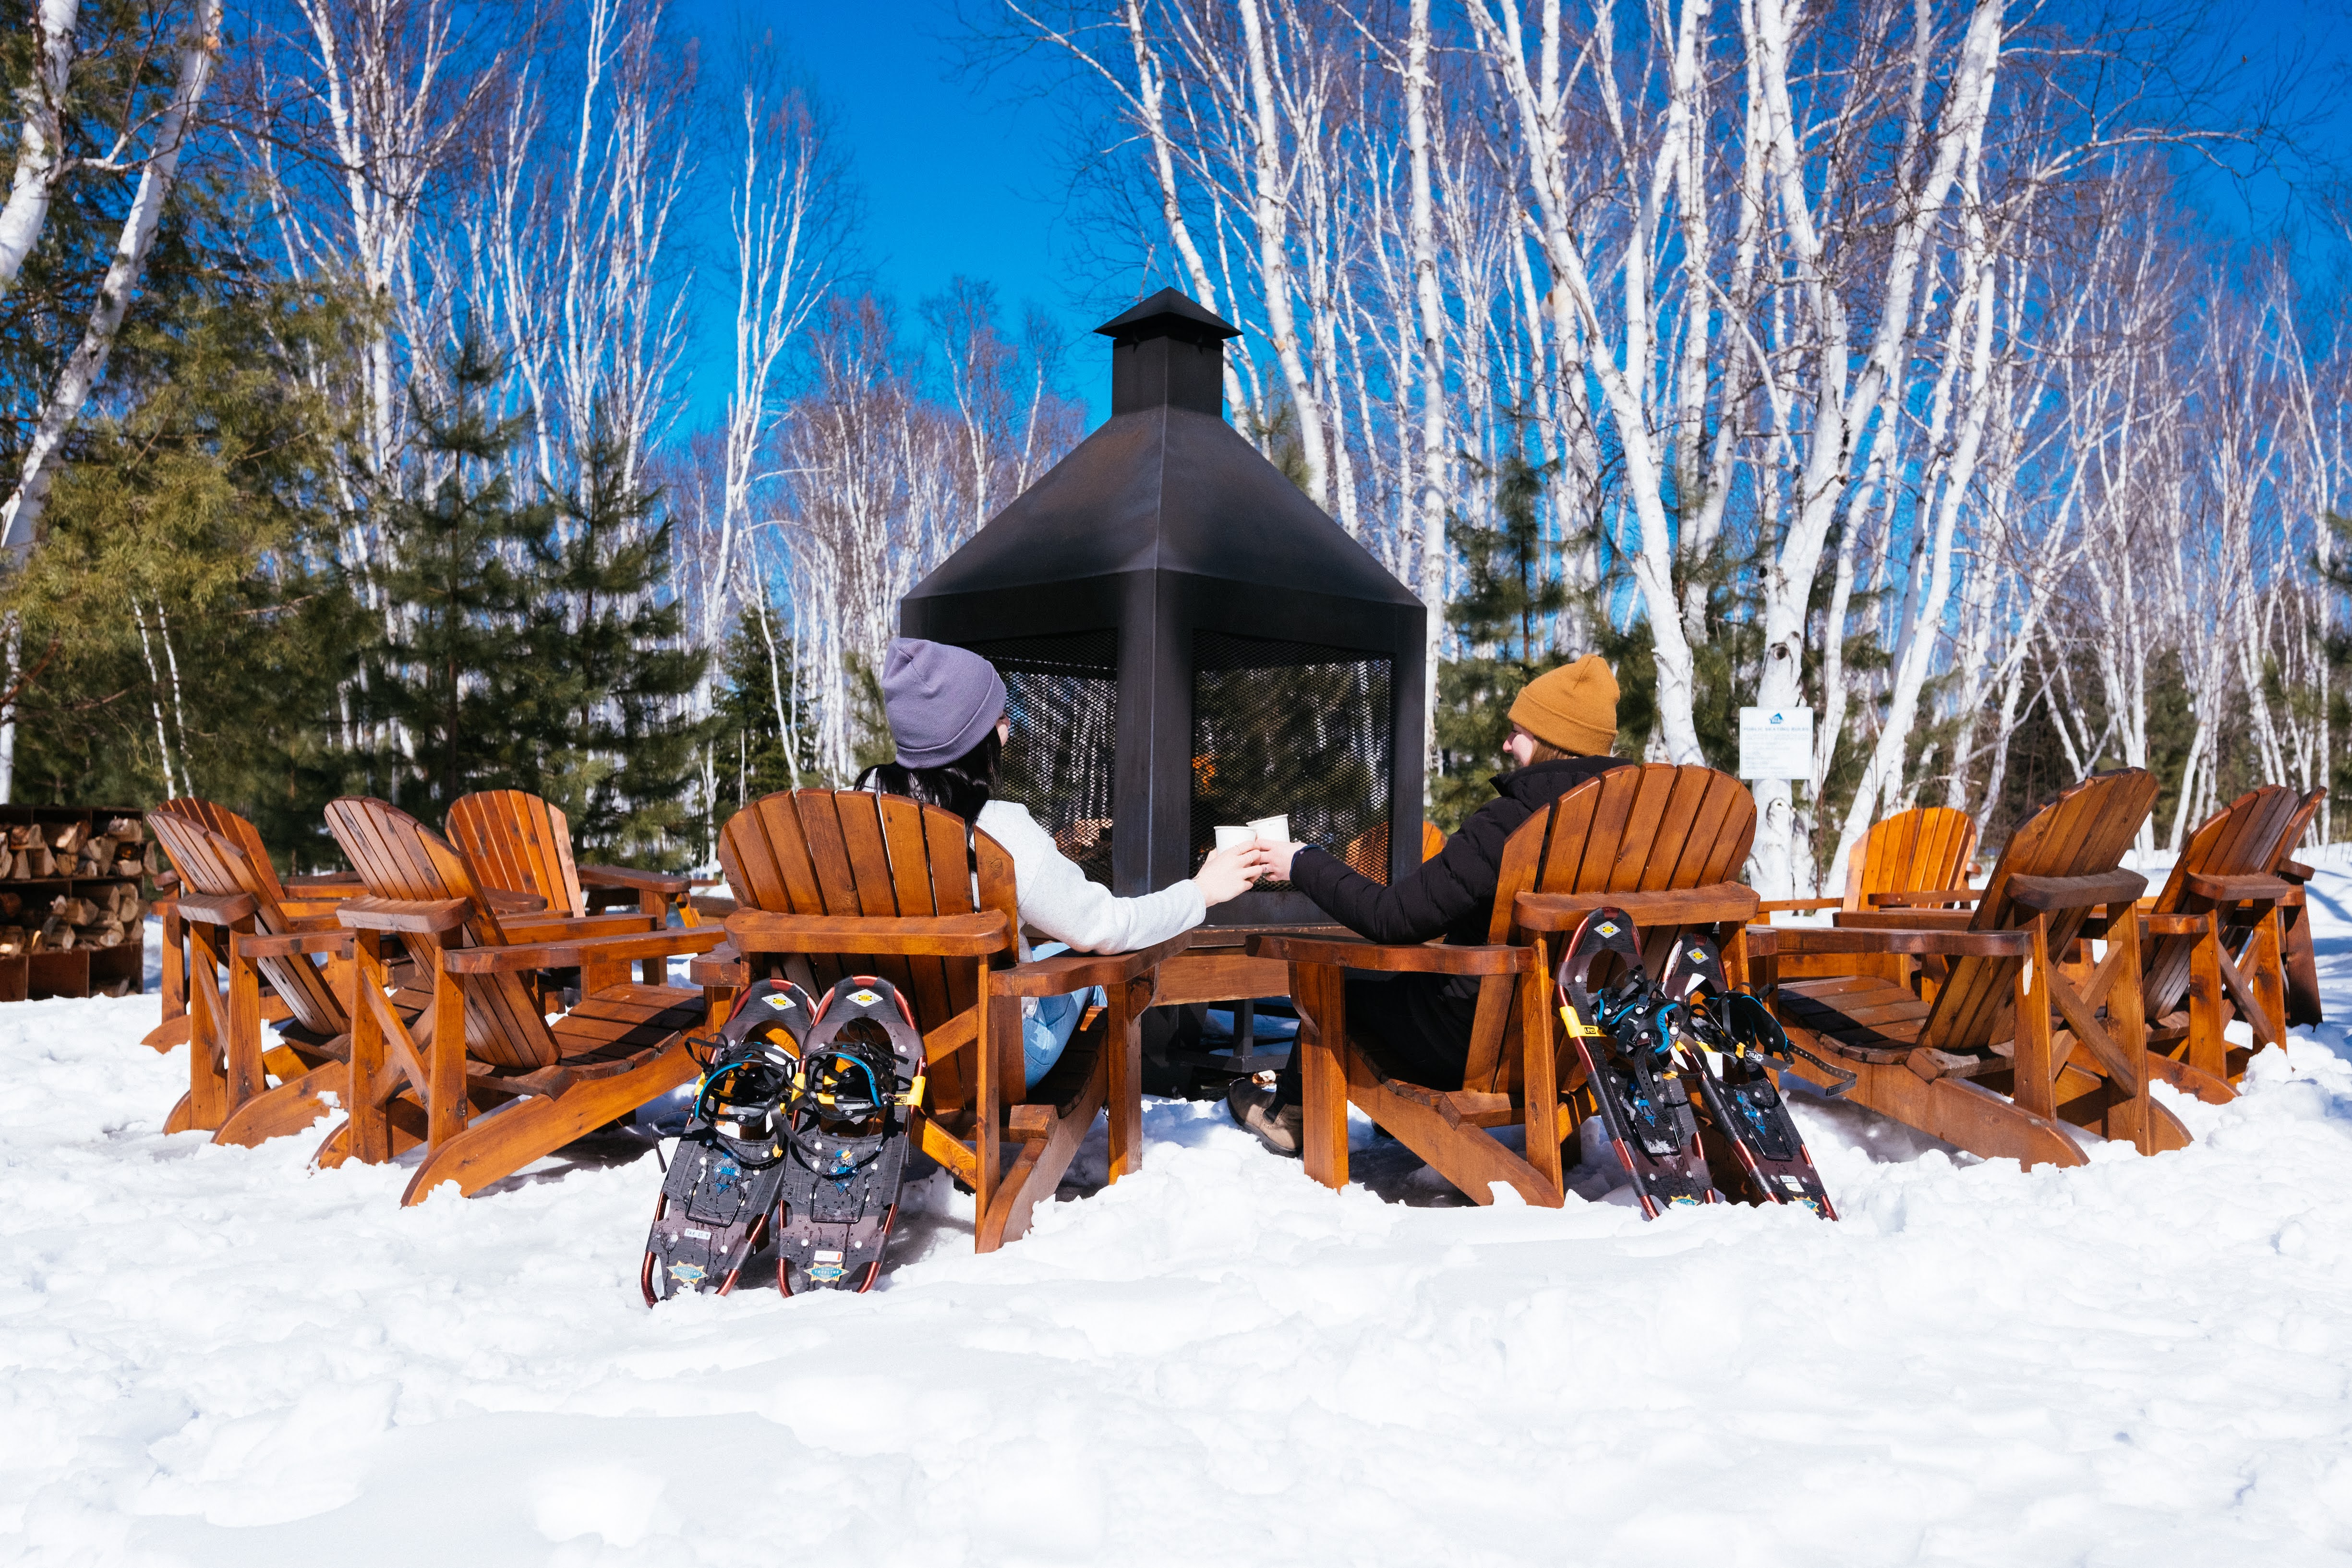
[9,871,2352,1566]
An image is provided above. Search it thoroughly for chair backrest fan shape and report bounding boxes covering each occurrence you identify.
[446,790,589,918]
[1846,806,1978,910]
[149,804,343,1037]
[1922,769,2158,1050]
[323,796,560,1071]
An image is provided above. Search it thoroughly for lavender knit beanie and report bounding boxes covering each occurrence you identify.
[881,639,1008,768]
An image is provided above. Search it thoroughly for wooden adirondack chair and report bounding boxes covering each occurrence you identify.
[1763,769,2177,1166]
[317,797,727,1205]
[711,789,1185,1253]
[1760,806,1980,987]
[2272,788,2327,1028]
[1251,764,1761,1205]
[2139,784,2314,1093]
[147,805,373,1145]
[144,796,362,1052]
[446,790,696,983]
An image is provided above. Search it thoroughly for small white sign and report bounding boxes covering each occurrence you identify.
[1738,707,1814,781]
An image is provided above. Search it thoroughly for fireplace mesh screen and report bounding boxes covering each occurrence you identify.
[1190,631,1393,887]
[968,630,1119,887]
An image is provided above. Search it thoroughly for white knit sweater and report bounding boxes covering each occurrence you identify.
[975,799,1205,956]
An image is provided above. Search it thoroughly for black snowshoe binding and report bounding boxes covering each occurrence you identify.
[771,976,925,1294]
[1655,935,1842,1220]
[641,979,817,1303]
[1556,908,1718,1217]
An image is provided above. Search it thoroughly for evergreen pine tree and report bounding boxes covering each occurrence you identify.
[711,597,818,817]
[367,341,550,818]
[1430,443,1571,829]
[520,429,710,865]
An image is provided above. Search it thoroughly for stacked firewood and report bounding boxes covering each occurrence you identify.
[0,884,147,959]
[0,882,147,955]
[0,818,157,882]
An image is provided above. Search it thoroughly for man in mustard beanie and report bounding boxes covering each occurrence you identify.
[1229,654,1632,1157]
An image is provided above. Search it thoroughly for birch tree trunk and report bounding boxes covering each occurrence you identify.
[0,0,80,302]
[0,0,222,554]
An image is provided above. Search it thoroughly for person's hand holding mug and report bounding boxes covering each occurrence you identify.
[1260,840,1308,881]
[1193,841,1272,905]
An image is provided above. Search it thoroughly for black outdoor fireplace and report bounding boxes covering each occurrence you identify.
[900,289,1426,927]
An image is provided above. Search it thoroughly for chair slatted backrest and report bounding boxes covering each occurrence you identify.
[1463,765,1756,1091]
[324,797,560,1071]
[157,796,289,906]
[1845,806,1979,911]
[719,790,1019,1112]
[2139,784,2305,1020]
[446,790,587,918]
[1921,768,2158,1052]
[2274,788,2326,873]
[148,806,345,1037]
[1491,763,1756,953]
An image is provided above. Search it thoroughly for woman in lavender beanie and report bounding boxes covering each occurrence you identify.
[858,639,1268,1086]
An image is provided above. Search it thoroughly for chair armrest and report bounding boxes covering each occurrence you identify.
[578,864,694,895]
[281,873,365,895]
[2141,912,2212,936]
[482,887,549,915]
[176,892,258,926]
[1867,887,1982,908]
[1513,884,1760,932]
[337,896,470,934]
[2184,871,2294,905]
[499,911,658,943]
[724,909,1013,957]
[689,941,746,989]
[2007,868,2148,913]
[989,931,1194,998]
[276,901,352,923]
[1757,897,1845,915]
[1246,933,1532,975]
[689,892,739,921]
[2280,858,2316,883]
[1773,927,2028,957]
[236,929,355,959]
[443,925,730,975]
[1834,908,1976,930]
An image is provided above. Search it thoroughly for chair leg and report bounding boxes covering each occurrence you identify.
[2187,920,2228,1082]
[1291,962,1350,1192]
[1105,974,1148,1183]
[1785,1047,2088,1170]
[399,1045,698,1205]
[214,1060,346,1148]
[977,1042,1111,1253]
[182,923,229,1133]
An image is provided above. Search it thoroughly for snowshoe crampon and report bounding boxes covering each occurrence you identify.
[772,976,925,1295]
[1657,934,1839,1220]
[640,979,816,1304]
[1555,908,1717,1218]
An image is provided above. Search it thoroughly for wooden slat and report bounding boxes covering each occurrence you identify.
[832,790,920,1003]
[880,794,954,1031]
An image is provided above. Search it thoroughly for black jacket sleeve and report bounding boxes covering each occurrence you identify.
[1289,812,1513,945]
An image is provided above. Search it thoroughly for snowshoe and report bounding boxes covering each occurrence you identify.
[772,976,925,1294]
[1656,934,1839,1219]
[641,979,818,1303]
[1555,908,1718,1217]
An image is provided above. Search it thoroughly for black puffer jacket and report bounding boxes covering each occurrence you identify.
[1291,754,1634,946]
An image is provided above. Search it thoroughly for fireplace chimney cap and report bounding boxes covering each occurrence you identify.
[1094,289,1241,347]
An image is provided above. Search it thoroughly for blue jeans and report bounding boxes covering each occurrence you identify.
[1025,942,1107,1089]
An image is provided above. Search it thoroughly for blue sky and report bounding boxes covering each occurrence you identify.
[670,2,1122,429]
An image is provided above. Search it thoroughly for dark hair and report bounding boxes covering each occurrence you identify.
[855,728,1004,825]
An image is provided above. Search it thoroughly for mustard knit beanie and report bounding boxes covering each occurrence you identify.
[1508,654,1619,756]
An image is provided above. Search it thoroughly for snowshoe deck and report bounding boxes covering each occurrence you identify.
[642,980,815,1303]
[1659,934,1838,1219]
[1556,908,1718,1217]
[772,976,926,1294]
